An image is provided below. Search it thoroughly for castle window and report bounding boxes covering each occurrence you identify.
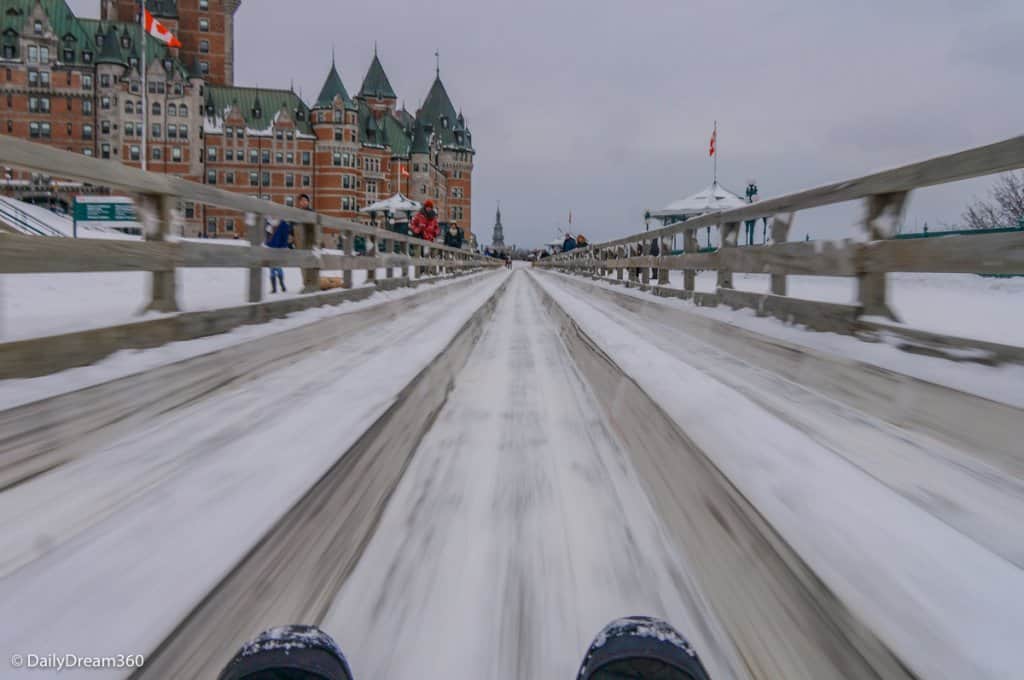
[82,124,93,140]
[249,149,258,163]
[200,61,209,75]
[124,122,133,136]
[207,170,217,184]
[199,19,209,32]
[249,172,258,186]
[302,175,310,187]
[286,152,294,163]
[101,96,110,110]
[173,82,182,95]
[285,173,294,188]
[172,147,182,161]
[261,150,270,163]
[125,100,133,114]
[152,123,161,138]
[121,35,130,49]
[28,45,38,64]
[225,171,235,184]
[33,21,42,35]
[101,120,110,134]
[2,45,15,60]
[199,40,209,54]
[301,151,310,166]
[179,124,188,139]
[200,0,209,9]
[82,50,92,63]
[179,104,188,117]
[168,103,177,117]
[152,101,161,116]
[100,73,110,87]
[101,143,110,159]
[63,47,74,62]
[83,99,92,114]
[275,152,283,163]
[207,147,217,161]
[152,147,162,161]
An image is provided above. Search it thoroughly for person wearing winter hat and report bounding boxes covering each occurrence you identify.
[411,199,440,242]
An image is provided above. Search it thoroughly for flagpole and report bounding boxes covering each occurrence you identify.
[713,120,717,186]
[140,0,147,171]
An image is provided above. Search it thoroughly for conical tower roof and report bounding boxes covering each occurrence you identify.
[417,75,457,126]
[358,53,396,99]
[315,58,352,109]
[96,25,126,66]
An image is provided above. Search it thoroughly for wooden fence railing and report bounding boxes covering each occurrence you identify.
[0,135,496,313]
[536,135,1024,345]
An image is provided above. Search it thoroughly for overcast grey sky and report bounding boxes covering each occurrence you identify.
[68,0,1023,247]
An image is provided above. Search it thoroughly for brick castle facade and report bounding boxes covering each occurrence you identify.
[0,0,475,241]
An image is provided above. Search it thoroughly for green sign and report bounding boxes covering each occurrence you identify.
[73,201,137,222]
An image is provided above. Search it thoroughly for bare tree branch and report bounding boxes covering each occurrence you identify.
[962,171,1024,229]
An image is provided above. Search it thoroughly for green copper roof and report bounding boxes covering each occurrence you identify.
[356,99,411,155]
[410,120,431,155]
[207,85,314,135]
[358,54,396,100]
[2,1,93,64]
[416,75,472,151]
[96,24,126,65]
[315,61,353,109]
[79,18,189,77]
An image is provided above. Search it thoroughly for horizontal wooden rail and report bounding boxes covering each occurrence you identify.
[539,136,1024,353]
[0,137,496,316]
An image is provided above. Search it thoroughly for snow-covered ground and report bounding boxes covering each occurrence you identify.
[532,271,1024,680]
[652,270,1024,346]
[0,272,509,677]
[564,271,1024,407]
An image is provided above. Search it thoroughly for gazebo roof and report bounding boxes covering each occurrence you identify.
[360,193,421,214]
[649,181,748,219]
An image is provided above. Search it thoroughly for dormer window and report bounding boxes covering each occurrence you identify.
[121,35,130,49]
[33,21,42,35]
[163,59,172,71]
[253,106,262,118]
[441,116,449,129]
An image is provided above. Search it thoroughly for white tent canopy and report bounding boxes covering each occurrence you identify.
[648,181,748,220]
[359,193,421,216]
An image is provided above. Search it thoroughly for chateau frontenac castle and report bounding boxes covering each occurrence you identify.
[0,1,475,240]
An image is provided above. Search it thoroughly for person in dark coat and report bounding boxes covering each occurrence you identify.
[562,234,577,252]
[265,218,294,293]
[444,223,464,249]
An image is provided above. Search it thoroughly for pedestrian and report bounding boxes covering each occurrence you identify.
[505,254,512,269]
[411,200,439,242]
[562,233,577,252]
[265,216,294,293]
[444,222,464,249]
[576,234,588,248]
[298,193,312,211]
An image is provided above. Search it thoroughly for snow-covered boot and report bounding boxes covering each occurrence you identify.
[577,616,712,680]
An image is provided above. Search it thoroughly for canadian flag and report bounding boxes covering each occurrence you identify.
[400,164,409,178]
[144,9,182,48]
[709,122,717,157]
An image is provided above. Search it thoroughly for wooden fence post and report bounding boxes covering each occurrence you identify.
[658,236,670,285]
[769,213,794,296]
[858,192,907,319]
[342,230,353,289]
[683,230,697,292]
[299,219,321,294]
[641,240,651,285]
[246,211,262,303]
[143,193,179,313]
[717,222,739,289]
[617,246,624,281]
[366,233,377,284]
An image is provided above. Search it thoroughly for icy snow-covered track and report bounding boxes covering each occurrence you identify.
[2,269,1022,680]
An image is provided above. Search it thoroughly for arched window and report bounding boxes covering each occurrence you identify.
[152,101,161,115]
[178,104,187,117]
[125,100,133,114]
[168,103,177,117]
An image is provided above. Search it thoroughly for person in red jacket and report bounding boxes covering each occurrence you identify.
[411,200,440,242]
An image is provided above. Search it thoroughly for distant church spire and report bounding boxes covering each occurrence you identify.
[492,201,505,248]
